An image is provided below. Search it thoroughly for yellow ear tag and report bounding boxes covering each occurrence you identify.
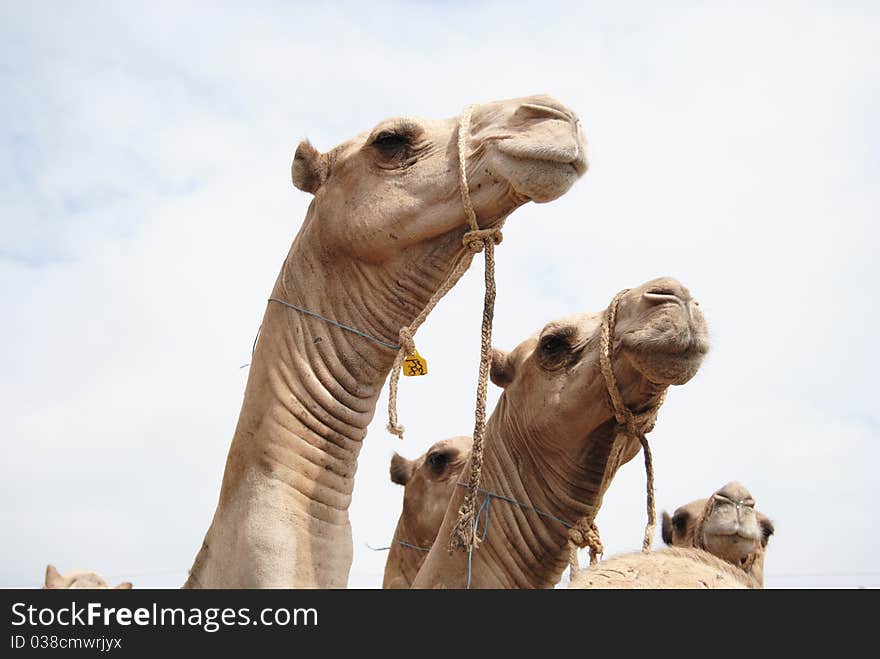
[402,349,428,377]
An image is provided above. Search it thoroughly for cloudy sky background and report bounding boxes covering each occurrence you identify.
[1,1,877,588]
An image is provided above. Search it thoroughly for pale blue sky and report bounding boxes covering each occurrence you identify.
[1,1,877,588]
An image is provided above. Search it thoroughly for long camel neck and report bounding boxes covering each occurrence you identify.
[462,408,630,588]
[382,515,432,589]
[412,372,662,589]
[185,218,466,588]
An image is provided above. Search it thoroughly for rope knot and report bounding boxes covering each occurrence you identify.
[567,520,604,580]
[462,228,503,253]
[386,420,405,438]
[567,525,586,548]
[397,327,415,356]
[568,521,604,564]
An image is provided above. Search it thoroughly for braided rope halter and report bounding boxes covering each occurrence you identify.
[567,289,669,579]
[381,105,504,554]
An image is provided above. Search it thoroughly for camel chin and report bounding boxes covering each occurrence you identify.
[703,532,762,563]
[627,347,708,386]
[494,152,586,203]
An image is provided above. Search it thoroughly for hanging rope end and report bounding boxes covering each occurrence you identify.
[567,519,604,581]
[639,433,656,553]
[567,541,580,582]
[642,527,655,553]
[448,519,478,554]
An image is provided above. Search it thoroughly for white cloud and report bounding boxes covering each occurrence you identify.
[0,1,877,588]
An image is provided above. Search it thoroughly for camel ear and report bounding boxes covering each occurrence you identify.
[291,140,328,194]
[661,511,674,545]
[669,509,691,544]
[758,514,775,547]
[490,348,514,388]
[390,453,414,486]
[45,564,66,588]
[115,581,133,590]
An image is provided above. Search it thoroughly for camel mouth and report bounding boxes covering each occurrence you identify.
[710,528,761,541]
[630,331,710,363]
[704,533,761,564]
[492,151,588,203]
[649,331,710,355]
[622,293,709,365]
[487,112,588,203]
[495,142,589,175]
[627,335,709,386]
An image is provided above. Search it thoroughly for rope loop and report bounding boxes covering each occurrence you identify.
[567,288,670,576]
[386,420,405,439]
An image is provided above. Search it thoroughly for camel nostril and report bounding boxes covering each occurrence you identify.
[643,288,682,304]
[516,102,573,123]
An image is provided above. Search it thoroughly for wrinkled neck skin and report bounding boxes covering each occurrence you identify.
[412,354,665,589]
[382,513,433,589]
[185,205,482,588]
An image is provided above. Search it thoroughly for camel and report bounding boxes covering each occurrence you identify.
[568,484,775,590]
[184,95,588,588]
[44,565,132,589]
[567,547,759,589]
[412,277,709,588]
[661,481,775,585]
[383,436,473,588]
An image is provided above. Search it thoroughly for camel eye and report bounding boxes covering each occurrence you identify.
[426,452,449,474]
[371,131,410,152]
[540,334,566,356]
[672,513,689,534]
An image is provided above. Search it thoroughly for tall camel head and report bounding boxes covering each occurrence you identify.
[490,277,709,456]
[291,95,587,263]
[661,482,775,585]
[390,436,473,549]
[44,564,132,589]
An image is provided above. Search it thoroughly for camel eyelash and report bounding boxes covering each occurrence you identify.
[371,132,410,149]
[540,326,577,350]
[368,120,421,147]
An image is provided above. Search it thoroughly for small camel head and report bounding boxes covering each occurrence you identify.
[489,277,709,451]
[291,95,587,262]
[390,436,473,548]
[44,564,132,590]
[661,482,775,585]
